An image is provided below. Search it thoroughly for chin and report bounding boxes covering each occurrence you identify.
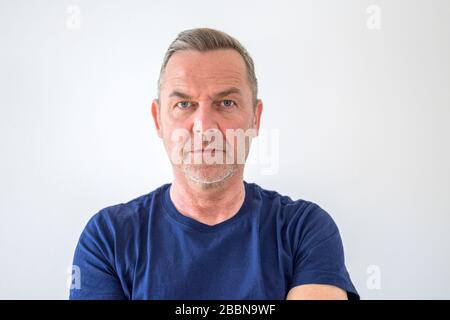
[182,165,236,188]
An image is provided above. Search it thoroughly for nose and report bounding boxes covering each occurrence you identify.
[191,103,219,135]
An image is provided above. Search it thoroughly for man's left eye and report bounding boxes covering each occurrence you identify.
[220,100,236,108]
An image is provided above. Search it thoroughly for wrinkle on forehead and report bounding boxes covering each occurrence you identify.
[168,72,244,90]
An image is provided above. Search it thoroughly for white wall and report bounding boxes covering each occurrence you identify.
[0,0,449,299]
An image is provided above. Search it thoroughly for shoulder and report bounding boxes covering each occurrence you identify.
[248,181,340,249]
[82,184,169,237]
[249,181,337,229]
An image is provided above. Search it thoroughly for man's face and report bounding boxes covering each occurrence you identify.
[152,49,262,187]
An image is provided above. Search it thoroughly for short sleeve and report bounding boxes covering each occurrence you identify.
[290,204,360,300]
[69,210,127,300]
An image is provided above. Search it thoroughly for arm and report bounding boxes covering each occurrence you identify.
[288,204,359,300]
[286,284,348,300]
[69,211,127,300]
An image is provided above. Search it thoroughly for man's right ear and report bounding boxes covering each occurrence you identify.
[151,99,163,138]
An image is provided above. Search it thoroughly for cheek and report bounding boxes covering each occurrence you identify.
[223,126,255,155]
[160,113,190,143]
[163,128,190,149]
[161,128,192,165]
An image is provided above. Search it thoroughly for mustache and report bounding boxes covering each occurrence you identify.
[181,134,230,153]
[183,143,228,153]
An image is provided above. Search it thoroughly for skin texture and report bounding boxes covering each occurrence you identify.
[286,284,348,300]
[151,49,347,300]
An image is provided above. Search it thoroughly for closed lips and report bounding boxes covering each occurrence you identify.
[190,149,224,153]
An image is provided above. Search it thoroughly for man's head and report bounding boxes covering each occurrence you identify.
[151,28,263,188]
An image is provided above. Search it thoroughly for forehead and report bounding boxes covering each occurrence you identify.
[162,49,249,94]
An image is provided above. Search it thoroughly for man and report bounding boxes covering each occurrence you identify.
[69,28,359,300]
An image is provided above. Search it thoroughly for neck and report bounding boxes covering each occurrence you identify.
[169,168,246,226]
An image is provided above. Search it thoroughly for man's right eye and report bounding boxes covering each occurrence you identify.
[176,101,192,109]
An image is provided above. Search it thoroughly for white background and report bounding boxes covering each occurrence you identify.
[1,0,449,299]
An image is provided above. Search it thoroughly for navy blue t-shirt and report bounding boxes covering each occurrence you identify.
[69,181,359,300]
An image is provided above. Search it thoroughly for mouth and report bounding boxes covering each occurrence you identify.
[190,149,224,153]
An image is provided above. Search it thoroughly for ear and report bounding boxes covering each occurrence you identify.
[151,99,163,138]
[252,99,263,136]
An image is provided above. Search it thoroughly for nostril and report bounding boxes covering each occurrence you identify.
[193,119,203,133]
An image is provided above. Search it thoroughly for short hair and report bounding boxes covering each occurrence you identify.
[157,28,258,106]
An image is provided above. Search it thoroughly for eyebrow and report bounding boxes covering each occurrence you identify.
[213,87,242,99]
[168,87,242,100]
[168,90,193,100]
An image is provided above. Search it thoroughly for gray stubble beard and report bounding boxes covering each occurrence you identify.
[181,162,238,189]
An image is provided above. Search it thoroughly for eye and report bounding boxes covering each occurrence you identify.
[220,99,236,108]
[176,101,192,109]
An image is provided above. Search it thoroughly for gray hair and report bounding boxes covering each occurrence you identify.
[157,28,258,106]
